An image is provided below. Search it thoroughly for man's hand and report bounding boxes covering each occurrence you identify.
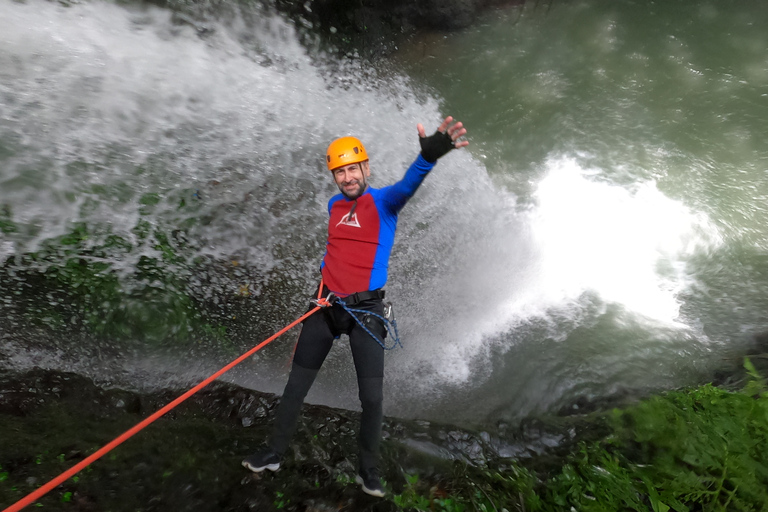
[417,116,468,163]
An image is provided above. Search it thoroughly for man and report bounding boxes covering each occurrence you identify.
[242,116,468,497]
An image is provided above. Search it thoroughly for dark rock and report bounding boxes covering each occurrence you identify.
[267,0,527,59]
[413,0,481,30]
[0,366,601,511]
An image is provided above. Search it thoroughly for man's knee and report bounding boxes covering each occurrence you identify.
[283,363,319,399]
[357,377,383,407]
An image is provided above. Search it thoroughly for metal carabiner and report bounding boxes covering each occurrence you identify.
[311,292,336,308]
[383,301,394,321]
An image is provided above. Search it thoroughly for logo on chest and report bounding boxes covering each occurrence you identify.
[336,212,361,228]
[335,199,363,228]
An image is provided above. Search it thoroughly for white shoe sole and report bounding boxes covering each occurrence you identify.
[355,475,385,497]
[242,460,280,473]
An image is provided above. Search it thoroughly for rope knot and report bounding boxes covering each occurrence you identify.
[311,292,336,308]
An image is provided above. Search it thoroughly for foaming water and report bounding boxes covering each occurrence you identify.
[0,0,428,267]
[528,156,719,325]
[385,154,721,415]
[2,0,767,427]
[1,0,509,402]
[379,0,768,424]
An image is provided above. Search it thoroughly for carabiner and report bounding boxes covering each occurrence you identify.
[311,292,336,308]
[383,302,394,321]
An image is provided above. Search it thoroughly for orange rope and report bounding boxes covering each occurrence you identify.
[287,280,328,368]
[3,306,321,512]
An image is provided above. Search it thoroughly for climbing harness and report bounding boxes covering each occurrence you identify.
[311,279,402,350]
[336,297,402,351]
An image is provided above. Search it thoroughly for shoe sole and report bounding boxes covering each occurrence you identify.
[242,460,280,473]
[355,475,385,498]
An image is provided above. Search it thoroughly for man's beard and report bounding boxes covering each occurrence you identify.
[339,178,367,200]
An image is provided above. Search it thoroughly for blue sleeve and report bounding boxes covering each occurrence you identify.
[321,195,341,271]
[327,195,338,216]
[379,154,435,212]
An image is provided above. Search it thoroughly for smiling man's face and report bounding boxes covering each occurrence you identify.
[332,161,370,200]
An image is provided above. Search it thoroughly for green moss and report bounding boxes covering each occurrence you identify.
[9,219,229,347]
[0,204,16,234]
[388,358,768,512]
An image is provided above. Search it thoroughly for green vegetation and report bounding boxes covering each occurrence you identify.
[1,199,232,346]
[389,462,531,511]
[0,204,15,234]
[391,358,768,511]
[21,223,213,344]
[274,490,289,509]
[2,362,766,511]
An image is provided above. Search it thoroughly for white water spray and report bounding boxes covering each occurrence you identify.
[0,0,738,426]
[391,155,721,400]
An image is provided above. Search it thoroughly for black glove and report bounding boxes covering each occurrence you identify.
[419,130,455,163]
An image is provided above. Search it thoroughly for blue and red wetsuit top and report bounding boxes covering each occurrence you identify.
[320,154,435,297]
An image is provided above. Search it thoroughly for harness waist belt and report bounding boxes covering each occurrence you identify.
[341,289,385,305]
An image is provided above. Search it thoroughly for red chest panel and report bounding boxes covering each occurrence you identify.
[322,194,381,295]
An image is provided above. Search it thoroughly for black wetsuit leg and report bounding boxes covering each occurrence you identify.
[269,310,334,455]
[269,297,387,470]
[347,300,386,472]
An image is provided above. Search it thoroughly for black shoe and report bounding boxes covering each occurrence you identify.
[242,448,281,473]
[355,468,385,497]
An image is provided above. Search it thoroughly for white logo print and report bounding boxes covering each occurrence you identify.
[336,212,361,228]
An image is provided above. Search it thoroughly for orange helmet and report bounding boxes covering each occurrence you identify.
[326,136,368,171]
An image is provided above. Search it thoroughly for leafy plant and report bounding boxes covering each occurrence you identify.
[536,358,768,511]
[390,359,768,512]
[274,490,289,509]
[392,473,431,510]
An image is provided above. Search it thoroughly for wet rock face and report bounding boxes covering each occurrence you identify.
[290,0,482,33]
[266,0,525,59]
[0,367,587,511]
[411,0,481,30]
